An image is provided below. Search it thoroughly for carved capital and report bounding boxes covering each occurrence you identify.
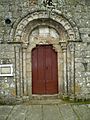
[21,43,29,49]
[59,41,67,51]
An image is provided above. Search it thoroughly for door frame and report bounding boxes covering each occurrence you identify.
[26,42,63,98]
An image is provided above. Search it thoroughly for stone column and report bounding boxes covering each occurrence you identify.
[22,48,27,96]
[60,42,68,95]
[67,44,72,95]
[21,43,29,97]
[69,42,75,98]
[14,44,22,97]
[14,46,18,96]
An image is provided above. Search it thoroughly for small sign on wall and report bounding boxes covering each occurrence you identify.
[0,64,13,76]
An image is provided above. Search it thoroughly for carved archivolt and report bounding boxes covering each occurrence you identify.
[10,10,80,44]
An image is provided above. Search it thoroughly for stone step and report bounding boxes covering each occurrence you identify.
[23,99,64,105]
[31,94,59,100]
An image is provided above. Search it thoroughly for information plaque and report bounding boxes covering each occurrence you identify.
[0,64,13,76]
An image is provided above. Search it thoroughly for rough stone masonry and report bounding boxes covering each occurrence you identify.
[0,0,90,103]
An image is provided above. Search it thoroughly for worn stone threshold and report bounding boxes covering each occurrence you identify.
[22,94,63,105]
[23,99,64,105]
[32,94,59,100]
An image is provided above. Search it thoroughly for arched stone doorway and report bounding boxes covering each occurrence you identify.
[27,24,62,97]
[10,10,81,99]
[30,26,59,95]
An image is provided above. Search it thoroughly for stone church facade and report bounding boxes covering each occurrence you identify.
[0,0,90,103]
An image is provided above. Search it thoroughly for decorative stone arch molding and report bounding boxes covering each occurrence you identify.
[10,10,80,43]
[12,10,81,98]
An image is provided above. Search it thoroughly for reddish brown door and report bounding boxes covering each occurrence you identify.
[32,45,58,94]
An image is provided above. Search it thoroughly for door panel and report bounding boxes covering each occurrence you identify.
[37,46,45,94]
[32,45,58,94]
[32,46,45,94]
[32,48,38,94]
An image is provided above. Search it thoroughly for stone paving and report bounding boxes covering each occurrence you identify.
[0,102,90,120]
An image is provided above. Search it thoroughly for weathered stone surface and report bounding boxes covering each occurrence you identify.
[7,105,27,120]
[0,106,13,120]
[0,116,7,120]
[72,105,90,120]
[58,104,78,120]
[43,105,62,120]
[0,104,90,120]
[26,105,42,120]
[0,106,13,115]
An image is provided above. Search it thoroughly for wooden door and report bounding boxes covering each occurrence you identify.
[32,45,58,94]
